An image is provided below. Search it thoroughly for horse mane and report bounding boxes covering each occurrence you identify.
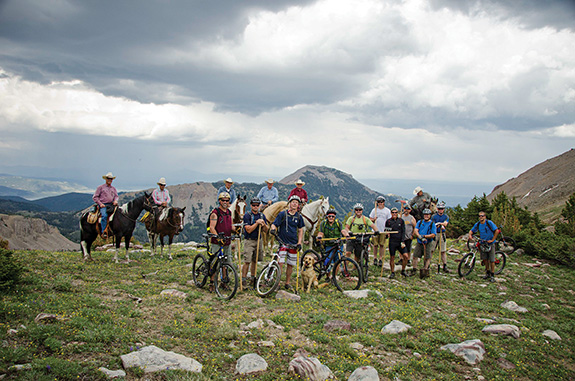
[263,201,288,224]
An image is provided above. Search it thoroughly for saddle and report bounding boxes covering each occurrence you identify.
[87,209,100,224]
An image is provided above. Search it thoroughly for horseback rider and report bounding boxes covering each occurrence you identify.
[152,177,171,227]
[409,186,433,215]
[289,179,308,212]
[217,178,237,204]
[93,172,119,239]
[256,179,279,212]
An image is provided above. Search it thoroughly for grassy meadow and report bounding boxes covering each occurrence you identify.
[1,241,574,380]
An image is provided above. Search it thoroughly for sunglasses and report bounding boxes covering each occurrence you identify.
[355,209,362,211]
[221,199,230,202]
[479,215,486,217]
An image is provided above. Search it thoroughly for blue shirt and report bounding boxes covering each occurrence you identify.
[471,220,498,241]
[243,212,267,240]
[217,186,237,204]
[257,186,279,203]
[432,213,449,233]
[273,210,304,245]
[415,220,436,244]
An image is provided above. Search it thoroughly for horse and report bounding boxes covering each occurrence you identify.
[261,201,288,255]
[405,197,438,221]
[145,206,186,260]
[230,195,247,234]
[300,197,330,248]
[79,192,153,262]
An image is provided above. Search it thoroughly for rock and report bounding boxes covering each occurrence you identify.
[265,319,284,330]
[275,290,301,301]
[247,319,265,329]
[98,367,126,379]
[34,313,64,324]
[542,330,561,340]
[541,303,551,310]
[413,352,422,358]
[7,329,18,336]
[482,324,521,339]
[440,339,486,365]
[343,289,383,299]
[289,356,334,380]
[324,320,351,332]
[524,262,541,267]
[258,341,275,347]
[501,301,528,313]
[515,248,524,255]
[120,345,202,373]
[496,357,516,370]
[160,289,188,299]
[8,364,32,371]
[381,320,411,334]
[236,353,268,374]
[475,318,496,324]
[348,365,379,381]
[350,342,364,350]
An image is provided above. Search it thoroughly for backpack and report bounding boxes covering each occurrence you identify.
[206,208,225,228]
[473,220,497,234]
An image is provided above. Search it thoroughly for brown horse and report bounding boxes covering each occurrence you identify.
[230,195,246,234]
[145,206,186,260]
[261,201,288,255]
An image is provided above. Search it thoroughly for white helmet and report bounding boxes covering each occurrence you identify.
[353,203,364,210]
[288,195,302,203]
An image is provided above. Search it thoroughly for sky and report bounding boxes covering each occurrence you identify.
[0,0,574,201]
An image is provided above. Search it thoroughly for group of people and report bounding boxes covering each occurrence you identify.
[93,174,501,285]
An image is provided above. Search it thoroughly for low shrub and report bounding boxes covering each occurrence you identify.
[0,248,24,290]
[517,230,575,267]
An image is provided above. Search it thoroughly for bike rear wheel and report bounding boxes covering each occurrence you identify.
[214,263,238,300]
[466,237,477,251]
[192,254,209,288]
[458,252,476,278]
[497,236,516,254]
[493,251,506,275]
[359,248,369,282]
[333,257,362,292]
[256,262,281,297]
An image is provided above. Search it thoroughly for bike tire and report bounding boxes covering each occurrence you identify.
[497,236,516,254]
[466,237,477,251]
[301,249,322,268]
[493,251,506,275]
[359,248,369,283]
[214,263,238,300]
[332,257,362,292]
[458,252,476,278]
[255,262,281,297]
[192,254,209,288]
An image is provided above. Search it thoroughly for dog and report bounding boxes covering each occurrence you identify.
[301,253,319,293]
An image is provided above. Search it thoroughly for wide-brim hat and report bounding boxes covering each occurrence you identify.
[157,177,167,186]
[265,179,275,184]
[413,186,423,195]
[295,179,305,186]
[102,172,116,180]
[224,177,234,184]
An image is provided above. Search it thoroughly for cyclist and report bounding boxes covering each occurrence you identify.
[241,198,268,288]
[369,196,391,267]
[432,201,450,273]
[270,195,304,291]
[411,208,436,279]
[316,209,348,268]
[207,192,233,289]
[402,204,417,264]
[345,203,380,264]
[385,207,407,278]
[93,172,119,239]
[468,211,500,282]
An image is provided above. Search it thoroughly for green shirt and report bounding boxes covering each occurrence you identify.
[319,219,343,240]
[345,215,374,234]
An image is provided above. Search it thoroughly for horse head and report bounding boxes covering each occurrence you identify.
[142,191,154,211]
[170,207,186,233]
[320,197,330,217]
[429,197,438,214]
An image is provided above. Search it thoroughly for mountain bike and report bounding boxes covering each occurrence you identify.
[458,239,506,278]
[348,232,374,283]
[467,227,516,254]
[255,232,295,297]
[302,237,362,292]
[192,233,239,300]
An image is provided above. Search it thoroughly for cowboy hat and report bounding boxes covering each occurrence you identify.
[265,179,275,184]
[102,172,116,180]
[157,177,167,186]
[295,179,305,186]
[224,177,234,184]
[413,186,423,195]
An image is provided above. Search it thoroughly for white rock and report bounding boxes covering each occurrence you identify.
[98,367,126,379]
[120,345,202,373]
[258,340,275,347]
[501,301,528,313]
[482,324,521,339]
[289,356,334,380]
[247,319,265,329]
[348,365,379,381]
[541,303,551,310]
[440,339,485,365]
[160,289,188,299]
[236,353,268,374]
[350,342,364,350]
[542,330,561,340]
[381,320,412,334]
[343,289,383,299]
[475,318,496,324]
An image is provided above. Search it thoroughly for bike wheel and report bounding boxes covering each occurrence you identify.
[214,263,238,300]
[301,249,321,268]
[466,236,477,251]
[497,236,516,254]
[359,248,369,283]
[255,262,281,297]
[192,254,209,288]
[332,257,362,292]
[493,251,506,275]
[458,252,476,278]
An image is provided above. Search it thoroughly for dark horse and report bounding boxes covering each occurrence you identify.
[144,206,186,260]
[80,192,153,262]
[411,197,438,221]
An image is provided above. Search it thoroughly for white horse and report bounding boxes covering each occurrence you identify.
[300,197,330,249]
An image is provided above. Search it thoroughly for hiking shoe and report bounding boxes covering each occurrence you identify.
[373,258,379,266]
[284,283,294,292]
[407,260,412,266]
[442,264,450,273]
[489,274,495,283]
[378,259,383,267]
[419,269,425,279]
[400,270,407,277]
[389,272,396,279]
[242,277,248,288]
[482,272,491,280]
[408,268,417,277]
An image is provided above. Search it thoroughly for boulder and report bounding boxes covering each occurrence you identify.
[348,365,379,381]
[236,353,268,374]
[289,356,334,380]
[120,345,202,373]
[381,320,411,334]
[482,324,521,339]
[542,329,561,340]
[343,289,383,299]
[440,339,485,365]
[501,301,528,313]
[160,289,188,299]
[98,367,126,379]
[275,290,301,301]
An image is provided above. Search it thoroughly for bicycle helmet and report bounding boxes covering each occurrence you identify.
[422,208,432,215]
[326,208,337,215]
[218,192,231,200]
[437,201,446,209]
[376,196,386,202]
[288,195,302,203]
[404,204,411,210]
[390,207,399,212]
[250,197,261,205]
[353,203,364,210]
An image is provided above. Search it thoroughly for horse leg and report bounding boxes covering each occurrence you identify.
[125,235,131,262]
[148,231,156,257]
[167,234,173,260]
[113,236,120,263]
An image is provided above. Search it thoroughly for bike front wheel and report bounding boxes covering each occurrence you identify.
[332,257,362,292]
[458,252,476,278]
[256,262,281,297]
[214,263,238,300]
[497,237,516,254]
[493,251,506,275]
[192,254,209,288]
[359,248,369,283]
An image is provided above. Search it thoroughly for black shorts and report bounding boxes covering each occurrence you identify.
[389,240,406,257]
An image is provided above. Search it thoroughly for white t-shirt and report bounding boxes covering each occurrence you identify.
[369,206,391,232]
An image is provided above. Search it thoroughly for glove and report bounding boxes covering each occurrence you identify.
[270,229,278,236]
[348,232,354,237]
[422,238,428,245]
[401,242,406,249]
[296,244,302,251]
[373,231,380,236]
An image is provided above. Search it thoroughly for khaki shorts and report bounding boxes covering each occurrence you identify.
[242,239,264,263]
[371,233,387,246]
[413,241,433,260]
[480,244,496,262]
